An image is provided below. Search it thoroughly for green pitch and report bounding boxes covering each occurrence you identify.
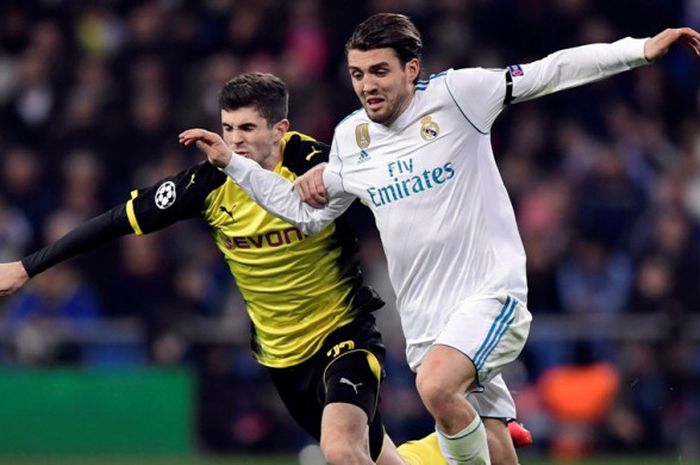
[0,456,697,465]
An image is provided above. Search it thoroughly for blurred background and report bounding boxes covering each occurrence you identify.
[0,0,699,463]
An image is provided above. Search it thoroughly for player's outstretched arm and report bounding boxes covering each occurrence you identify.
[497,26,700,109]
[0,261,30,296]
[0,207,135,297]
[644,27,700,61]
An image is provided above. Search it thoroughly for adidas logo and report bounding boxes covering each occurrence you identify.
[358,150,371,163]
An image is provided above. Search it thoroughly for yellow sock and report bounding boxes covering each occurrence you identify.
[398,432,448,465]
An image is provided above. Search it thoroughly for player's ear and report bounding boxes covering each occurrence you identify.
[406,58,420,84]
[273,119,290,143]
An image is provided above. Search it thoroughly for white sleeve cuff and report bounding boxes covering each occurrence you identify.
[221,152,259,181]
[615,36,651,67]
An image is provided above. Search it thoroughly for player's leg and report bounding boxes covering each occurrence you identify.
[320,312,410,465]
[320,401,373,465]
[396,409,530,464]
[396,422,529,465]
[468,375,520,465]
[320,402,411,465]
[268,313,408,465]
[416,344,490,465]
[415,295,532,465]
[321,349,389,465]
[483,419,518,465]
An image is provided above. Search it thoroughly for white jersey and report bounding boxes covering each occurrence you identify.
[223,37,648,348]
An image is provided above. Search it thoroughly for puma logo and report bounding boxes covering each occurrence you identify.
[185,173,196,189]
[305,146,322,161]
[219,205,234,220]
[339,377,363,395]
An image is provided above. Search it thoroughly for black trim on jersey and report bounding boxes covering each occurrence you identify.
[281,133,330,175]
[504,70,514,106]
[21,206,132,277]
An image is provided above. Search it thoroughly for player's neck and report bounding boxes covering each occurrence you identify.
[260,146,282,171]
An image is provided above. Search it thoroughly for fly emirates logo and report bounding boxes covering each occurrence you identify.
[367,158,455,207]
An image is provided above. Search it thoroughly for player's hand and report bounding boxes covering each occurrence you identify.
[644,27,700,61]
[178,128,232,168]
[0,261,30,296]
[294,163,328,208]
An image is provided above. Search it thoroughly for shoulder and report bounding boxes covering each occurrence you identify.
[281,131,330,175]
[416,69,450,91]
[190,160,229,188]
[333,109,373,150]
[444,66,506,89]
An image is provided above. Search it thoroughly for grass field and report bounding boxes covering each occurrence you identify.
[0,456,696,465]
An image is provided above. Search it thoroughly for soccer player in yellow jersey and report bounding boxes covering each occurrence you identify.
[0,72,449,465]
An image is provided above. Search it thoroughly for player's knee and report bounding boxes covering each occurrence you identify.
[415,374,455,418]
[321,436,370,465]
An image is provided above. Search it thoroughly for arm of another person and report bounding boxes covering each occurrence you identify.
[0,206,133,296]
[0,163,215,296]
[179,129,354,235]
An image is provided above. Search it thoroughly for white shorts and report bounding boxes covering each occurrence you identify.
[467,373,516,419]
[408,294,532,418]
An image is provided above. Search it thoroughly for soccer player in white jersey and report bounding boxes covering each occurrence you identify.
[180,13,700,465]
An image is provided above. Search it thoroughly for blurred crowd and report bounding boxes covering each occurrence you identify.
[0,0,699,459]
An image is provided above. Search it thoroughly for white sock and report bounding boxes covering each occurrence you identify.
[436,416,491,465]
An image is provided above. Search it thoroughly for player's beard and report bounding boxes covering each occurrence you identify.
[365,91,410,126]
[365,101,393,125]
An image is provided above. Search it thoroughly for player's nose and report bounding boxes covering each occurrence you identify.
[231,130,245,145]
[361,77,379,94]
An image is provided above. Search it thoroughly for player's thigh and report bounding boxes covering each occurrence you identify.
[323,349,385,459]
[435,294,531,385]
[267,313,386,442]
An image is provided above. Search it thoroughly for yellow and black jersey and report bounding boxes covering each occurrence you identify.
[123,131,383,367]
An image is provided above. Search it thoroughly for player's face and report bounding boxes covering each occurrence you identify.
[220,106,288,170]
[347,48,420,126]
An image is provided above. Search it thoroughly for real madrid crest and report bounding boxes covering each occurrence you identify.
[355,123,371,149]
[420,115,440,141]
